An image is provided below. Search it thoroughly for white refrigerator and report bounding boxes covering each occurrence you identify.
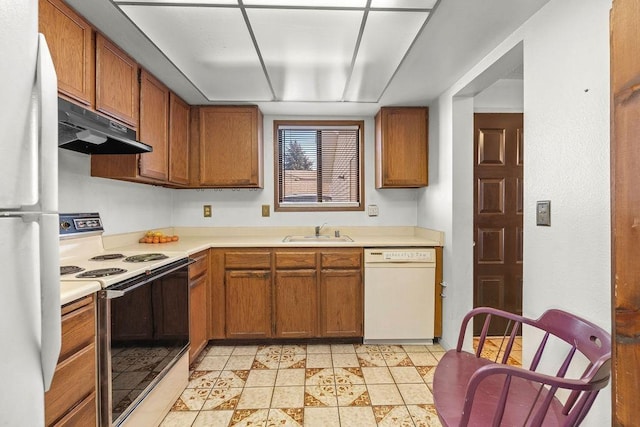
[0,1,61,425]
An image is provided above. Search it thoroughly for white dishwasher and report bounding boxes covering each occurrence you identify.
[364,248,436,344]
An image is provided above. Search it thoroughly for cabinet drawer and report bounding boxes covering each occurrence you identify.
[59,296,95,362]
[225,251,271,269]
[189,251,209,280]
[45,343,96,426]
[321,250,362,269]
[275,252,317,269]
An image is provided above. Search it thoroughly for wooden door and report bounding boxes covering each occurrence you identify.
[225,270,271,339]
[473,113,524,335]
[95,34,139,127]
[320,269,363,337]
[139,70,169,181]
[199,106,263,187]
[39,0,94,106]
[274,270,317,338]
[189,274,208,363]
[611,0,640,423]
[169,92,190,185]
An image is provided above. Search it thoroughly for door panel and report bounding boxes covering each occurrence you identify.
[473,113,523,335]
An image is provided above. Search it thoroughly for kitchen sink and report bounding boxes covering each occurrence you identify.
[282,235,353,243]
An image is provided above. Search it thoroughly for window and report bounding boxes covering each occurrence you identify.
[274,120,364,211]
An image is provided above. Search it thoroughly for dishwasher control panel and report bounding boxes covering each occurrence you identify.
[364,248,435,263]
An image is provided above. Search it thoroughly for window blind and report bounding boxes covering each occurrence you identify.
[277,125,361,207]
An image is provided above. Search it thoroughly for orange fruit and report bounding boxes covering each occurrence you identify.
[172,235,179,241]
[152,237,159,244]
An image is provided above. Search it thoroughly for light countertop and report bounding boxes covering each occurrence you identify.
[61,225,444,305]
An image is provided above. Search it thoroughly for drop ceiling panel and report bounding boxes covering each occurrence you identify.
[243,0,367,6]
[117,0,239,4]
[344,10,428,102]
[247,8,363,101]
[119,5,272,100]
[370,0,437,8]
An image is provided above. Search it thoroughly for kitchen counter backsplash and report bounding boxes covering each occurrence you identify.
[101,225,445,253]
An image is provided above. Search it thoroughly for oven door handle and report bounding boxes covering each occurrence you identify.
[103,258,194,299]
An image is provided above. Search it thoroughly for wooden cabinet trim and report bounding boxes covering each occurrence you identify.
[139,70,169,181]
[169,92,191,185]
[320,250,362,269]
[274,251,317,269]
[189,250,209,280]
[225,251,271,269]
[59,301,95,363]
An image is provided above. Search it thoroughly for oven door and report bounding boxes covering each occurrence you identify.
[98,258,192,427]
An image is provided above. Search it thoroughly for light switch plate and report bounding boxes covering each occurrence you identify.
[536,200,551,226]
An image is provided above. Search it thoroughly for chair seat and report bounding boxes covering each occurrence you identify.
[433,350,567,427]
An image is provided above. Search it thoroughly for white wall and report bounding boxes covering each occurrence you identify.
[418,0,611,424]
[58,150,173,234]
[474,78,524,113]
[172,115,418,228]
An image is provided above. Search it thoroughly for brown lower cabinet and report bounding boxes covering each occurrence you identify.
[45,295,97,427]
[209,248,363,340]
[189,250,209,363]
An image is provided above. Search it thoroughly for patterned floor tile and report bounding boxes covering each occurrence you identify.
[331,344,356,354]
[408,404,442,427]
[306,353,333,368]
[389,366,424,384]
[406,352,439,366]
[236,387,274,409]
[305,385,338,407]
[367,384,404,406]
[214,370,249,389]
[271,386,305,408]
[355,344,382,355]
[275,368,305,386]
[159,410,199,426]
[197,355,230,371]
[306,344,331,354]
[332,352,360,367]
[230,408,269,427]
[338,406,377,426]
[278,353,306,369]
[357,352,387,367]
[244,369,277,387]
[382,352,414,367]
[335,384,371,406]
[334,367,365,386]
[171,388,211,411]
[373,405,415,427]
[187,370,221,389]
[415,365,436,384]
[304,407,340,427]
[267,408,304,426]
[361,367,394,384]
[225,355,255,370]
[205,345,235,356]
[398,383,433,404]
[402,345,430,353]
[192,409,234,426]
[201,387,243,410]
[232,346,259,356]
[377,345,405,353]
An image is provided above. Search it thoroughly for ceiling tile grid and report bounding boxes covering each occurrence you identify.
[115,0,436,104]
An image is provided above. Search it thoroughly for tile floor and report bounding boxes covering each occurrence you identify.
[160,343,446,427]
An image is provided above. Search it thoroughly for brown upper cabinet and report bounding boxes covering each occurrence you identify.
[169,93,191,186]
[95,34,139,128]
[197,106,264,188]
[138,70,169,181]
[375,107,429,188]
[39,0,94,106]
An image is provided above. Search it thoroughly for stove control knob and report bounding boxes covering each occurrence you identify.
[60,221,71,230]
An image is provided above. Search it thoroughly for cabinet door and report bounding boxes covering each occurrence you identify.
[274,270,317,338]
[320,269,363,337]
[189,274,208,363]
[199,106,263,188]
[225,270,271,338]
[95,33,139,127]
[169,92,190,185]
[375,107,428,188]
[139,70,169,181]
[39,0,94,106]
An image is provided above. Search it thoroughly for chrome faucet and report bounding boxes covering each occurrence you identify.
[315,222,327,237]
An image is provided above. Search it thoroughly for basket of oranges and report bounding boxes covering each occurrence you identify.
[139,231,180,244]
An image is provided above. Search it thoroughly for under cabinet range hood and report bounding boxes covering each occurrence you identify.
[57,98,152,155]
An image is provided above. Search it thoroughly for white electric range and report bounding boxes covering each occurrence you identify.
[58,213,191,427]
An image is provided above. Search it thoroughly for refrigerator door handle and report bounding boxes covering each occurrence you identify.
[40,214,61,390]
[36,34,58,213]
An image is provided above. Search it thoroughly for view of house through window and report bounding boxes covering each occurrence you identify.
[275,121,364,211]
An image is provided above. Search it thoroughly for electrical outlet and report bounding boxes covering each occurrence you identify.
[261,204,270,217]
[536,200,550,226]
[203,204,212,217]
[367,204,379,217]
